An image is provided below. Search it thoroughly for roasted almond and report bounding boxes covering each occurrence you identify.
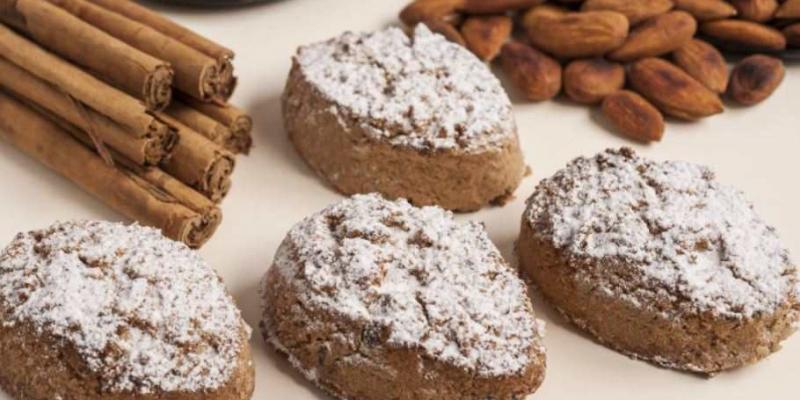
[609,11,696,61]
[500,41,562,101]
[673,0,737,21]
[563,58,625,104]
[784,23,800,47]
[421,20,466,46]
[730,0,778,22]
[628,57,723,120]
[701,20,786,52]
[581,0,674,25]
[728,54,785,105]
[672,39,729,93]
[522,9,629,59]
[460,0,543,14]
[602,90,665,142]
[776,0,800,19]
[400,0,464,25]
[461,15,513,61]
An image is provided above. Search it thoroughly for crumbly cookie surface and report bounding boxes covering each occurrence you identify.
[294,25,515,152]
[525,148,797,319]
[270,194,544,377]
[0,221,248,394]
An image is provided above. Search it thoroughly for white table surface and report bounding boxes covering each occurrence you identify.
[1,0,798,399]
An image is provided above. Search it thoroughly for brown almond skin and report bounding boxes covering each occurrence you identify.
[728,55,785,106]
[628,58,723,120]
[608,11,697,61]
[460,0,544,14]
[581,0,674,25]
[421,20,466,46]
[784,23,800,47]
[701,20,786,52]
[400,0,465,25]
[522,9,629,59]
[461,16,513,62]
[730,0,778,22]
[563,58,625,104]
[602,90,665,142]
[776,0,800,19]
[673,0,737,21]
[672,38,729,93]
[500,41,562,101]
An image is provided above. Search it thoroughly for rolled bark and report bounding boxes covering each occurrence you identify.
[0,91,220,248]
[165,100,232,145]
[47,0,221,102]
[0,57,176,166]
[179,94,253,154]
[0,23,172,141]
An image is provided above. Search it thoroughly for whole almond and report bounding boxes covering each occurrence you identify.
[730,0,778,22]
[522,9,629,59]
[608,11,697,61]
[400,0,464,25]
[500,41,562,101]
[701,20,787,52]
[602,90,665,142]
[776,0,800,19]
[581,0,674,25]
[728,54,785,105]
[460,0,544,14]
[672,39,729,93]
[673,0,737,21]
[628,57,723,120]
[461,16,513,61]
[421,20,466,46]
[784,23,800,47]
[564,58,625,104]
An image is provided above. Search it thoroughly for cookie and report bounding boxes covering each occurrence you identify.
[518,148,800,374]
[261,194,546,399]
[282,26,525,212]
[0,221,254,399]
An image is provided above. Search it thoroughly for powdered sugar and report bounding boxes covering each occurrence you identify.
[271,194,543,377]
[525,148,797,319]
[0,221,248,394]
[294,25,515,152]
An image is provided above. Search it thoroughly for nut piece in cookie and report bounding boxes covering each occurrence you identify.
[282,26,525,212]
[518,148,799,374]
[262,193,546,399]
[0,221,254,400]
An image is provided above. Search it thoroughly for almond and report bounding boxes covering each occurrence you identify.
[522,9,629,59]
[628,57,723,120]
[728,54,785,105]
[784,23,800,47]
[581,0,674,25]
[672,39,729,93]
[400,0,464,25]
[776,0,800,19]
[460,0,543,14]
[421,20,466,46]
[701,20,786,52]
[602,90,665,142]
[608,11,696,61]
[673,0,737,21]
[461,16,513,61]
[500,41,562,101]
[563,58,625,104]
[730,0,778,22]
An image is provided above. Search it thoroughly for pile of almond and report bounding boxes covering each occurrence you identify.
[400,0,796,142]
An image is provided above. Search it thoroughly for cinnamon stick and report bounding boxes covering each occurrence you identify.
[166,100,232,145]
[0,23,172,141]
[85,0,237,100]
[0,57,176,166]
[179,95,253,154]
[0,0,173,111]
[47,0,222,102]
[0,91,220,248]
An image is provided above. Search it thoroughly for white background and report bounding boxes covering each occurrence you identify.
[1,0,798,399]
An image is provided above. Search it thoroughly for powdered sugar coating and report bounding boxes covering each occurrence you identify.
[293,25,515,152]
[271,194,543,377]
[525,148,797,319]
[0,221,248,394]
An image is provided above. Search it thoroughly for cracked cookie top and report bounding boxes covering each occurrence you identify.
[293,25,515,152]
[272,194,544,377]
[0,221,248,394]
[525,148,798,319]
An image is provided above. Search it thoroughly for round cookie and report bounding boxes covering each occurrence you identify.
[282,25,525,212]
[0,221,254,399]
[261,194,546,399]
[518,148,799,374]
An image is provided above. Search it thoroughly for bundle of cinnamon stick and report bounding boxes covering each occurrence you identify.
[0,0,253,248]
